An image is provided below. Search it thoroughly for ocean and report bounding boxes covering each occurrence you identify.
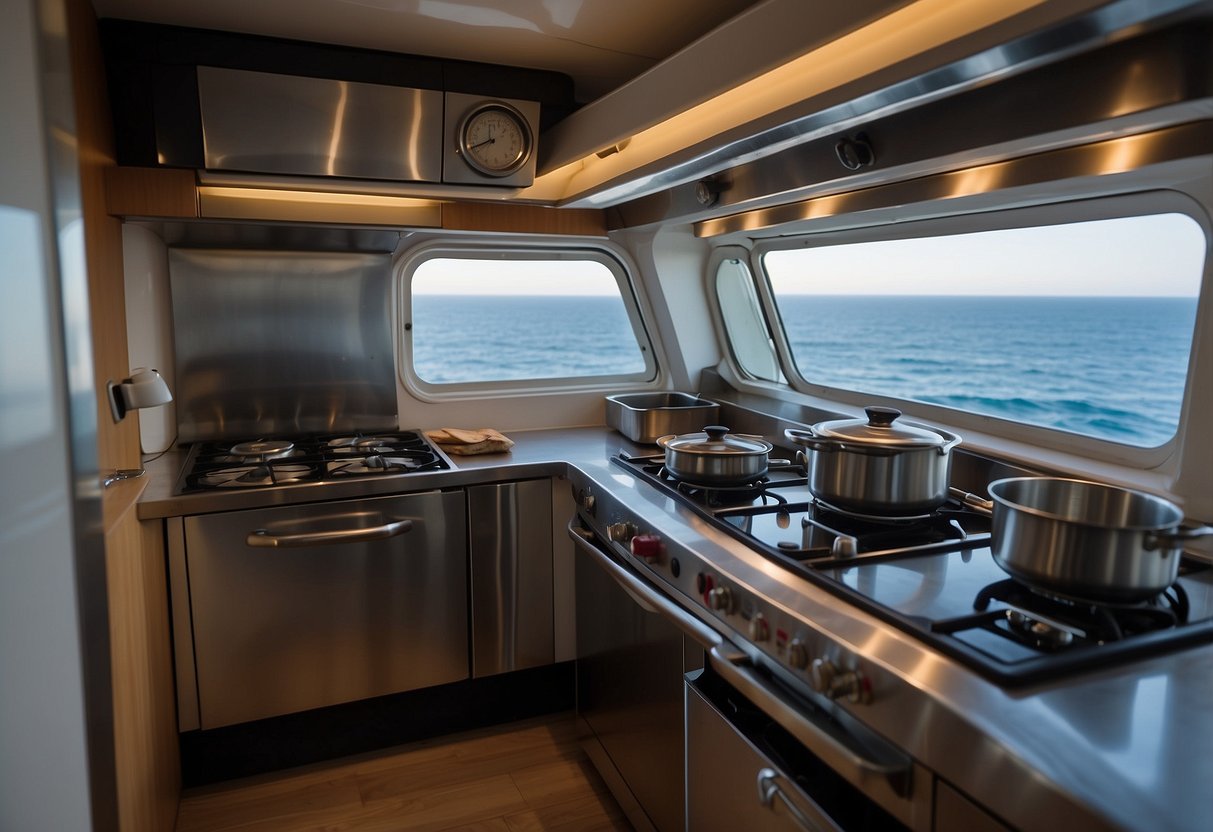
[411,295,1197,448]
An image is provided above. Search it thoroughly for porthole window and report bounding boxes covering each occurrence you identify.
[713,254,782,383]
[402,246,656,390]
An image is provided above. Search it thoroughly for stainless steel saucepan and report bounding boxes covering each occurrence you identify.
[785,406,961,514]
[657,426,774,485]
[987,477,1213,601]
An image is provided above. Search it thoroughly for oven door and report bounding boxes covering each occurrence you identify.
[687,667,912,831]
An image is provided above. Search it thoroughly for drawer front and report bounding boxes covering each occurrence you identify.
[184,490,467,729]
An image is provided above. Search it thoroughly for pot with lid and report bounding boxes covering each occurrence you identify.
[658,426,774,485]
[785,406,961,514]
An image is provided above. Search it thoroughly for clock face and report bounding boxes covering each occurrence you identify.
[458,103,532,177]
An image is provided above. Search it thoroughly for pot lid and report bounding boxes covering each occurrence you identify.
[659,425,773,455]
[812,407,950,448]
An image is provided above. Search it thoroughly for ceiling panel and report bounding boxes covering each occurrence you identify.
[91,0,763,101]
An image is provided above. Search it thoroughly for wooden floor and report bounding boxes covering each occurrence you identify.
[175,713,632,832]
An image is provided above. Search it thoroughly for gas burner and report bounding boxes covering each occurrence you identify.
[177,430,450,493]
[327,453,435,477]
[811,498,933,524]
[196,463,317,489]
[659,469,790,508]
[973,578,1189,645]
[326,436,398,453]
[229,439,296,460]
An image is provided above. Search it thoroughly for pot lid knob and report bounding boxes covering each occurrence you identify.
[704,425,729,440]
[865,406,901,427]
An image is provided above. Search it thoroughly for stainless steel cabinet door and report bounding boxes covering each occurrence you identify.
[468,480,553,677]
[184,490,467,729]
[576,550,684,832]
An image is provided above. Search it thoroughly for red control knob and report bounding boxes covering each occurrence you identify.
[630,534,663,563]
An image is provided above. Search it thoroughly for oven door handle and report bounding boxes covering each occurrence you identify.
[757,768,842,832]
[709,644,913,797]
[246,518,414,548]
[569,519,724,649]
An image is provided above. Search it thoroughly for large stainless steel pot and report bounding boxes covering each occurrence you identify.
[785,407,961,514]
[988,477,1213,601]
[658,426,773,485]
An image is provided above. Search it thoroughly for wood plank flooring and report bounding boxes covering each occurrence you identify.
[176,713,632,831]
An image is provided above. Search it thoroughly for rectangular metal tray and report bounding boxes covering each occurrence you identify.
[605,393,720,444]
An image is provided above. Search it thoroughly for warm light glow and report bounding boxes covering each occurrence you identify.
[196,186,442,226]
[196,186,438,209]
[525,0,1047,202]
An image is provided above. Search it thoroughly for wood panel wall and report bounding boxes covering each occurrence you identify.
[66,0,182,829]
[104,496,180,832]
[66,0,140,477]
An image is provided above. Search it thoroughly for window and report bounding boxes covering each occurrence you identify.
[713,255,783,383]
[404,248,654,387]
[759,212,1205,447]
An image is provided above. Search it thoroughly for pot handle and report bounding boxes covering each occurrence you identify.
[948,487,993,515]
[1145,524,1213,551]
[935,429,962,456]
[784,428,842,452]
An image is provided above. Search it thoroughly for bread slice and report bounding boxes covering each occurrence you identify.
[425,428,515,455]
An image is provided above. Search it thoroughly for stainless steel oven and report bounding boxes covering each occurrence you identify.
[568,464,937,831]
[686,666,910,831]
[168,489,467,730]
[570,506,930,831]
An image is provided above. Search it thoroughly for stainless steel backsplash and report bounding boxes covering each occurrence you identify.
[169,248,398,442]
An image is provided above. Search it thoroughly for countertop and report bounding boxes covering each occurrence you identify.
[137,425,1213,832]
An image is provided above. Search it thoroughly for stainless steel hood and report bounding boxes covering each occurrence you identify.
[197,66,541,189]
[198,67,445,183]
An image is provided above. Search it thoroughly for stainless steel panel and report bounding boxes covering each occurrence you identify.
[687,681,838,832]
[695,121,1213,238]
[168,248,397,442]
[575,536,684,832]
[609,4,1212,223]
[165,518,200,732]
[198,67,444,183]
[934,781,1010,832]
[469,480,554,677]
[184,490,467,729]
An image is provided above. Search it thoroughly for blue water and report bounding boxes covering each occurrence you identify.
[411,295,1197,447]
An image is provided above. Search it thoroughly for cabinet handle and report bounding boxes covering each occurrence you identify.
[757,768,841,832]
[246,519,413,548]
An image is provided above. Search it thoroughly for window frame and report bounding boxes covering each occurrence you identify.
[743,191,1210,467]
[397,241,659,399]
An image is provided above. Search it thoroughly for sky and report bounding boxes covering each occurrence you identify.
[412,257,621,295]
[409,213,1207,297]
[765,213,1206,297]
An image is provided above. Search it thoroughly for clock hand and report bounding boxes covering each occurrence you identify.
[468,136,496,150]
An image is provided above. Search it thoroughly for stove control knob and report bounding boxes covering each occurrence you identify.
[811,658,872,704]
[573,487,596,516]
[630,534,663,563]
[608,522,637,543]
[787,638,809,669]
[707,585,733,613]
[749,613,770,642]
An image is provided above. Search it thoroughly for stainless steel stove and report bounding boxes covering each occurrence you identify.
[608,449,1213,685]
[175,430,451,493]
